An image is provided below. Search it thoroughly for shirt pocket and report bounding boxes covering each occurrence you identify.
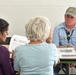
[60,36,67,45]
[71,36,76,44]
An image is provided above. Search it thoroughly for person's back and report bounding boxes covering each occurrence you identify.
[14,42,58,75]
[14,16,59,75]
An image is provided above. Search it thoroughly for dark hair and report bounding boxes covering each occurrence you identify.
[0,18,9,33]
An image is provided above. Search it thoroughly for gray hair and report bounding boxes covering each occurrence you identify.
[25,16,51,41]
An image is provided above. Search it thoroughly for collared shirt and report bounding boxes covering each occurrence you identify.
[14,42,59,75]
[53,22,76,46]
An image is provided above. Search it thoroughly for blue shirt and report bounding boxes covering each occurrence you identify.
[14,42,59,75]
[53,22,76,46]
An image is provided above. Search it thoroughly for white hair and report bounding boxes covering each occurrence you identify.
[25,16,51,41]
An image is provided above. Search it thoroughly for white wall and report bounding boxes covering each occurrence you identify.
[0,0,76,37]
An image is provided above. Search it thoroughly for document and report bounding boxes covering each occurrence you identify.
[9,35,29,52]
[58,47,76,59]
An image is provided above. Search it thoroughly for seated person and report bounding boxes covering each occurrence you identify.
[53,7,76,75]
[0,18,15,75]
[14,16,59,75]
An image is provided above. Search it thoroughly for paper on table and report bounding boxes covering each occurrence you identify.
[58,47,76,59]
[9,35,29,52]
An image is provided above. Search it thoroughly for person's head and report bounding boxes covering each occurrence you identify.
[0,18,9,42]
[64,7,76,28]
[25,16,51,42]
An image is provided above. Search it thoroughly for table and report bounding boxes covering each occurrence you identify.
[60,59,76,75]
[57,46,76,75]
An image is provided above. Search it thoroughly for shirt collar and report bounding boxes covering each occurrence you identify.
[61,22,76,30]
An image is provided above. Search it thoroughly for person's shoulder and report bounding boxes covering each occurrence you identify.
[55,22,65,30]
[47,43,56,47]
[15,45,25,52]
[0,45,9,53]
[16,45,25,49]
[47,43,57,50]
[50,43,56,47]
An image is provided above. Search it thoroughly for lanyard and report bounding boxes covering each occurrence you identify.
[66,30,74,43]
